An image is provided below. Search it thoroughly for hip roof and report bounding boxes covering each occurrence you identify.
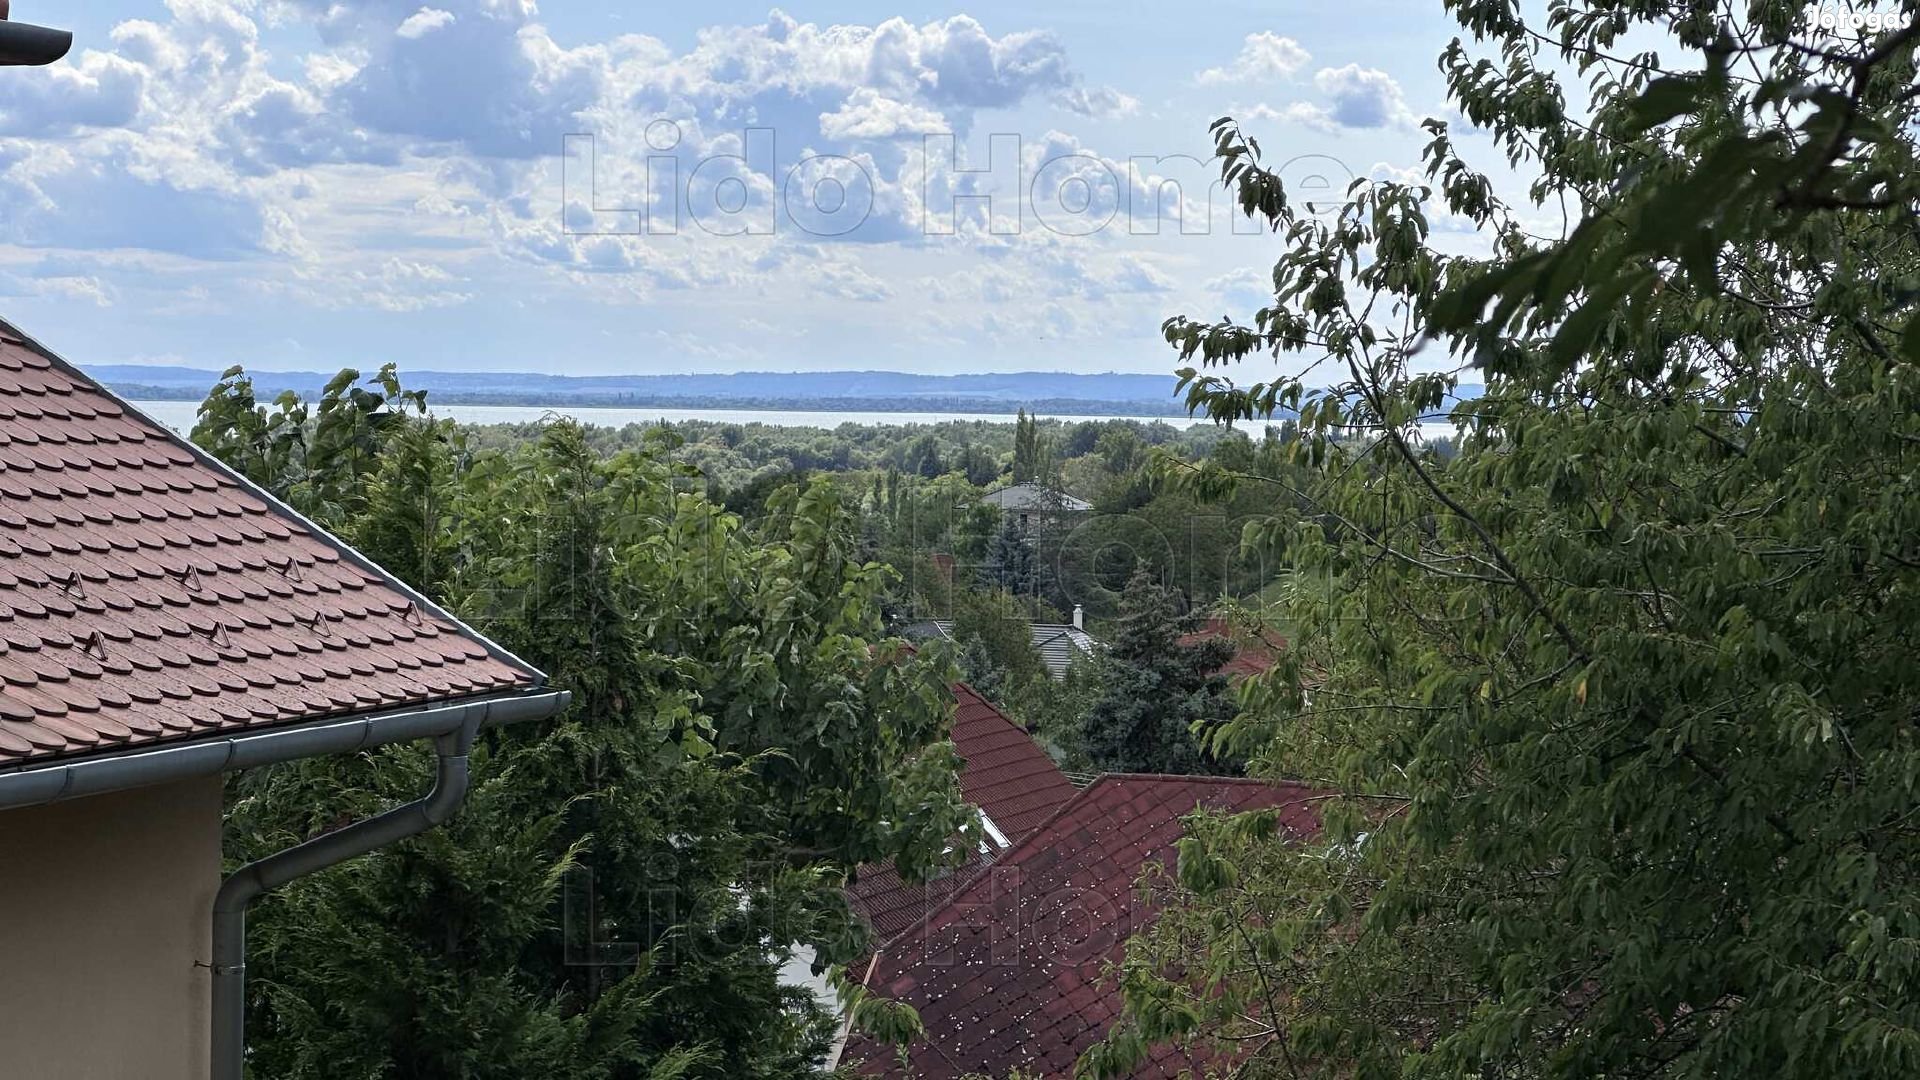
[0,319,543,769]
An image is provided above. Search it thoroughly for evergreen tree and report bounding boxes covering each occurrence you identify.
[977,515,1036,596]
[1077,567,1237,775]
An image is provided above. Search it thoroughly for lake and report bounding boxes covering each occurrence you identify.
[129,400,1463,442]
[128,400,1214,433]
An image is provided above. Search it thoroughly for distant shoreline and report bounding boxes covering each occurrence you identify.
[107,384,1198,418]
[127,399,1235,436]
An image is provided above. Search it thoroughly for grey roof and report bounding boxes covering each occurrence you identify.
[926,620,1100,680]
[980,483,1091,513]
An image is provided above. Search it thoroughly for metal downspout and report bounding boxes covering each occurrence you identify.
[209,713,483,1080]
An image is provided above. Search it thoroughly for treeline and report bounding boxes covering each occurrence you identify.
[190,366,961,1078]
[114,382,1194,416]
[458,412,1249,490]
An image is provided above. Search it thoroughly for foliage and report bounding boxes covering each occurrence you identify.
[1076,566,1238,776]
[1099,3,1920,1078]
[1011,408,1042,484]
[1002,653,1105,773]
[977,516,1038,597]
[193,364,427,524]
[950,589,1049,697]
[205,391,973,1078]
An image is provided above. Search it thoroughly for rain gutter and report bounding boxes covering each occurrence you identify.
[0,688,570,1080]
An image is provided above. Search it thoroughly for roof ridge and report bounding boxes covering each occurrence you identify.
[1096,771,1315,789]
[868,771,1320,956]
[872,771,1111,955]
[951,681,1025,732]
[0,316,545,687]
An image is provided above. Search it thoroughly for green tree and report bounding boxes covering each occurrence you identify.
[949,589,1047,698]
[902,432,945,479]
[978,516,1036,596]
[1096,4,1920,1079]
[193,364,427,523]
[206,401,974,1078]
[1076,566,1237,776]
[1011,408,1039,484]
[348,414,461,593]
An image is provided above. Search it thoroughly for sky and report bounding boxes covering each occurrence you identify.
[0,1,1488,377]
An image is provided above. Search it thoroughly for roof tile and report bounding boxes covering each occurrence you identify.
[845,774,1324,1079]
[847,683,1079,940]
[0,325,543,767]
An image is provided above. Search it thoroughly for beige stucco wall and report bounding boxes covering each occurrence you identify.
[0,776,221,1080]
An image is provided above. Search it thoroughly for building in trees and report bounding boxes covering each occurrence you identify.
[980,480,1091,532]
[841,775,1324,1078]
[916,612,1100,682]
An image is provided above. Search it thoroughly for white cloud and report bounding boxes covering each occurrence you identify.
[1056,84,1139,117]
[395,8,456,40]
[332,2,608,159]
[0,149,269,259]
[1206,265,1272,306]
[0,3,1174,356]
[0,50,147,136]
[819,89,948,140]
[1280,65,1418,131]
[807,256,896,301]
[622,11,1134,127]
[1196,32,1310,85]
[36,274,117,307]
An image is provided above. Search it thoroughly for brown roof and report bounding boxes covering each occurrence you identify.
[1178,615,1282,680]
[0,320,541,767]
[844,774,1324,1079]
[848,682,1078,939]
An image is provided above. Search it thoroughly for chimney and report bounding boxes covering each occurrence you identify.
[1071,604,1083,630]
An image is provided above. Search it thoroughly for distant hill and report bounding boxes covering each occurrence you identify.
[93,364,1484,419]
[93,366,1187,406]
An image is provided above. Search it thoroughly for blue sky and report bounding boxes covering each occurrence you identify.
[0,1,1485,377]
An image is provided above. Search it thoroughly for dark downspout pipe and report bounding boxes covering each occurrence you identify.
[210,716,482,1080]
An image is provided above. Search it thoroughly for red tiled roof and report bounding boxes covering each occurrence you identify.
[844,774,1323,1079]
[1178,616,1282,680]
[848,683,1078,939]
[0,321,541,767]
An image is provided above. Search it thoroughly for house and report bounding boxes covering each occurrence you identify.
[1178,615,1283,681]
[785,682,1079,1070]
[842,774,1323,1079]
[0,319,569,1080]
[981,482,1091,531]
[916,613,1101,681]
[846,682,1080,939]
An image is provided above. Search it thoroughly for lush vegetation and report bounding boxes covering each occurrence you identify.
[190,351,1271,1075]
[181,3,1920,1078]
[1086,2,1920,1079]
[198,372,981,1078]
